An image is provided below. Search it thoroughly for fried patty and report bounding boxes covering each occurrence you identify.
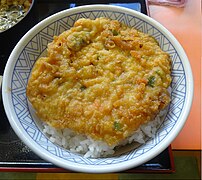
[26,18,171,146]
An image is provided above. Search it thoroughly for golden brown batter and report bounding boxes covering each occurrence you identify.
[27,18,171,146]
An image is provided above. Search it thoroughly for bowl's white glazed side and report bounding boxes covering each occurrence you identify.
[3,6,190,173]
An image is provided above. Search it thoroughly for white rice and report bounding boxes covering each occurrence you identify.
[42,108,167,158]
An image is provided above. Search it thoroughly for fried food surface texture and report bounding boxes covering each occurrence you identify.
[27,18,171,146]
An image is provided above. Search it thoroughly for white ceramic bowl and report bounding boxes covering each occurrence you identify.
[2,5,193,173]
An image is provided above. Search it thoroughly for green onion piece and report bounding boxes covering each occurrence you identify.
[147,76,155,87]
[112,30,118,36]
[114,121,122,131]
[80,85,86,91]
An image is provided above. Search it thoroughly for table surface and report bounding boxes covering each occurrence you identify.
[149,0,201,150]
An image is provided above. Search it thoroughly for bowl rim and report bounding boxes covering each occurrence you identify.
[2,4,194,173]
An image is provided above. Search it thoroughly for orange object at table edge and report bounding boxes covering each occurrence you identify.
[149,0,201,150]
